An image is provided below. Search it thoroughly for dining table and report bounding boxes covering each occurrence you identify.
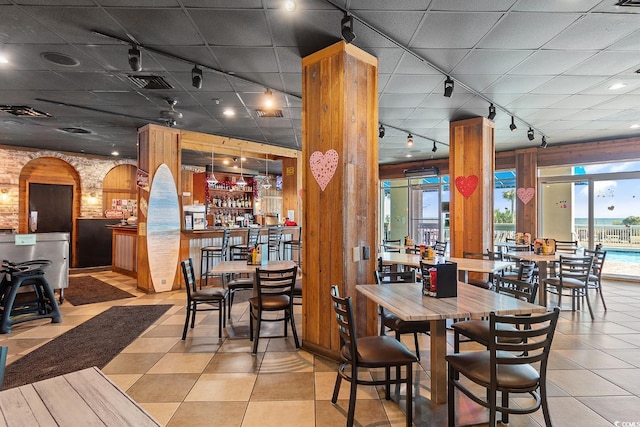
[505,251,566,306]
[0,367,160,426]
[208,259,296,338]
[356,282,546,404]
[379,252,514,283]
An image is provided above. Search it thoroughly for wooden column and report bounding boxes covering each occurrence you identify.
[515,148,538,237]
[449,117,495,257]
[281,156,300,222]
[301,41,379,358]
[136,124,181,293]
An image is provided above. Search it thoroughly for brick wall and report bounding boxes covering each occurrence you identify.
[0,146,136,231]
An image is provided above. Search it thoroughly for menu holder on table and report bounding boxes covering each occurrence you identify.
[421,260,458,298]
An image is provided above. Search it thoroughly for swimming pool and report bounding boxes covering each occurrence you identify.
[604,250,640,263]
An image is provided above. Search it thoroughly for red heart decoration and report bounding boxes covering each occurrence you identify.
[455,175,478,199]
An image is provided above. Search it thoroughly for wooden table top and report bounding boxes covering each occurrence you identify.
[356,282,546,321]
[209,260,296,275]
[380,252,513,274]
[0,367,160,426]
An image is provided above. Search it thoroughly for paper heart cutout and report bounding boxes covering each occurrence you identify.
[517,187,535,205]
[310,149,339,192]
[455,175,478,199]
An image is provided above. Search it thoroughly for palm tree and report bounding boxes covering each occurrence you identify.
[502,189,515,220]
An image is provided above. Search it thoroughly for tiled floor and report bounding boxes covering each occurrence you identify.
[2,271,640,426]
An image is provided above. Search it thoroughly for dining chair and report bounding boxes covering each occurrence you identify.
[375,269,429,360]
[554,240,579,254]
[200,228,231,288]
[382,239,402,253]
[181,258,228,340]
[434,240,448,256]
[249,265,299,354]
[447,308,560,427]
[584,249,607,311]
[330,285,417,427]
[451,276,539,353]
[462,251,499,289]
[282,226,302,266]
[0,345,7,390]
[543,255,595,319]
[502,260,536,283]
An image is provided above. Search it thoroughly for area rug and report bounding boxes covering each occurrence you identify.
[3,304,172,389]
[65,275,136,305]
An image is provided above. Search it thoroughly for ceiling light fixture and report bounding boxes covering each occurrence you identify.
[487,103,496,121]
[405,153,412,158]
[630,124,640,129]
[236,149,247,187]
[206,143,218,187]
[264,88,274,109]
[284,0,296,12]
[431,141,437,153]
[608,82,627,90]
[262,154,272,189]
[406,133,413,146]
[223,108,235,116]
[378,124,385,138]
[443,76,454,97]
[128,45,141,72]
[527,127,535,141]
[191,65,203,89]
[111,150,119,156]
[341,13,356,44]
[509,116,517,132]
[0,54,8,64]
[540,136,548,148]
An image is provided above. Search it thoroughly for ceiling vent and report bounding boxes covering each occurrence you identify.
[0,105,51,117]
[41,52,79,67]
[403,166,440,178]
[58,127,92,134]
[127,75,173,89]
[616,0,640,5]
[255,109,284,118]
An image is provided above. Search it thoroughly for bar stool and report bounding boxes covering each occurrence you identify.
[267,227,283,260]
[283,227,302,267]
[200,229,231,288]
[230,227,260,261]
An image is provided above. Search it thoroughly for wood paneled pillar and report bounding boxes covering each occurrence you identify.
[136,124,181,293]
[301,41,379,359]
[515,148,538,237]
[449,117,495,257]
[281,157,301,222]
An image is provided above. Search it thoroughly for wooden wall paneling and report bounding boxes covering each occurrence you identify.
[102,164,137,213]
[181,170,194,207]
[515,148,538,237]
[449,117,495,259]
[281,156,299,222]
[537,137,640,167]
[379,158,450,180]
[302,41,378,358]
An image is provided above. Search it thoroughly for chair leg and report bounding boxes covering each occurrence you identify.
[218,300,223,338]
[385,366,391,400]
[405,363,413,427]
[288,308,300,348]
[182,304,192,340]
[413,333,421,361]
[447,365,456,427]
[347,363,358,427]
[331,367,343,403]
[453,330,460,353]
[488,387,497,426]
[597,281,607,310]
[252,313,261,354]
[541,378,553,427]
[583,286,594,320]
[190,303,197,328]
[501,390,509,423]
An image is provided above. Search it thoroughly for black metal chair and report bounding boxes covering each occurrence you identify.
[181,258,228,339]
[330,285,417,427]
[451,276,539,353]
[249,266,299,354]
[447,308,560,427]
[382,239,402,253]
[230,227,260,260]
[543,255,595,319]
[584,249,607,310]
[283,227,302,266]
[266,226,284,260]
[375,269,429,360]
[434,240,448,256]
[0,345,7,390]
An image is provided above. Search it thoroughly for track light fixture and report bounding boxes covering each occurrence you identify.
[509,116,517,132]
[540,136,548,148]
[341,14,356,44]
[191,65,203,89]
[378,124,385,138]
[128,45,141,72]
[264,88,274,109]
[431,141,437,153]
[406,133,413,146]
[444,76,454,97]
[487,103,496,121]
[527,127,535,141]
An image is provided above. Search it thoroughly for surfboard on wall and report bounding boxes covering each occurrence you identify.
[146,163,181,292]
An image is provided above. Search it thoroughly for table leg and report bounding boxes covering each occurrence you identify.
[430,319,447,404]
[538,260,548,307]
[457,270,469,283]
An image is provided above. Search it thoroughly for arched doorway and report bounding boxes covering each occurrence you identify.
[19,157,81,265]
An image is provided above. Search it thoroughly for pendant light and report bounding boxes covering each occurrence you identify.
[236,149,246,187]
[206,144,218,187]
[261,154,272,189]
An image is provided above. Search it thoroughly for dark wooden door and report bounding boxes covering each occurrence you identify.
[28,183,74,261]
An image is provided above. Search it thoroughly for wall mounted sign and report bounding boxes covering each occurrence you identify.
[516,187,535,205]
[15,234,36,246]
[146,164,180,293]
[286,166,295,176]
[455,175,478,199]
[310,149,338,191]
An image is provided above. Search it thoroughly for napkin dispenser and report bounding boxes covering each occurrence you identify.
[422,260,458,298]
